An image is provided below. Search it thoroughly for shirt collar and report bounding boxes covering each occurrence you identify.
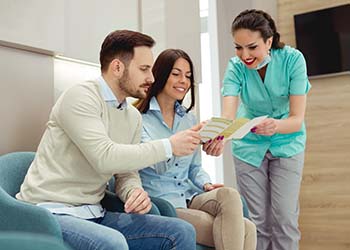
[149,96,186,117]
[97,76,127,109]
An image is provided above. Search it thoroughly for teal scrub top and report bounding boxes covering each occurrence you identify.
[221,46,311,167]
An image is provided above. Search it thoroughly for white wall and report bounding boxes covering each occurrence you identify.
[0,0,139,155]
[63,0,139,63]
[0,0,64,54]
[0,0,202,155]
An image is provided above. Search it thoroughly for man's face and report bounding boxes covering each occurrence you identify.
[119,46,154,99]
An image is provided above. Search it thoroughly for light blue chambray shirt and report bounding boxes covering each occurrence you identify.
[222,46,311,167]
[139,97,211,208]
[98,76,128,110]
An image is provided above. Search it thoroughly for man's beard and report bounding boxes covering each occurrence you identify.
[119,69,148,99]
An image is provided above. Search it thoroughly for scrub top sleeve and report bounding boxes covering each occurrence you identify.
[222,59,242,96]
[289,50,311,95]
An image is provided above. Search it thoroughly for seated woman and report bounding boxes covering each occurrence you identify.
[135,49,257,250]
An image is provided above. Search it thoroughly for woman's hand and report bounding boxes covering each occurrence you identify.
[202,136,225,156]
[251,118,280,136]
[203,183,224,192]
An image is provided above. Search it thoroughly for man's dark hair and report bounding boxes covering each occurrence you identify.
[100,30,155,72]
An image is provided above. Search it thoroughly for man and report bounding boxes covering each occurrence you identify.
[16,30,201,250]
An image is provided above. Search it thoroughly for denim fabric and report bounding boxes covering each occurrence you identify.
[55,211,196,250]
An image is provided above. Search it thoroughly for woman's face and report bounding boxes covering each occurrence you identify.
[162,57,192,102]
[233,28,272,69]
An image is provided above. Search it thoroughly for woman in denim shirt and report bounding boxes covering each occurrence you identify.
[135,49,256,250]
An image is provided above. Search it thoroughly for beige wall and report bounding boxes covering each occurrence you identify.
[0,46,54,155]
[277,1,350,249]
[0,1,201,156]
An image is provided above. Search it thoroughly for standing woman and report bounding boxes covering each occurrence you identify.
[221,9,311,250]
[135,49,256,250]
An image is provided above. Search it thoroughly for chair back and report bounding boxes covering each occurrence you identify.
[0,152,35,197]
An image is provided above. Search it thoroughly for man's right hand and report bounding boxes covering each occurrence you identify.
[169,123,203,156]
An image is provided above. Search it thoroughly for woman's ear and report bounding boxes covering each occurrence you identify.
[266,36,273,49]
[110,58,125,78]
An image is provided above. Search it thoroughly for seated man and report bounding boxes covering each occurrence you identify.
[16,30,202,250]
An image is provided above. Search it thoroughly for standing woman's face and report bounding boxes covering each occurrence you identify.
[233,28,272,69]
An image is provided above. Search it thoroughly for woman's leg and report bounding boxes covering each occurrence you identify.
[243,218,257,250]
[269,152,304,250]
[234,156,271,250]
[189,187,245,250]
[176,208,215,247]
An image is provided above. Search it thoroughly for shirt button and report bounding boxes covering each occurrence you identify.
[174,176,177,179]
[175,163,178,166]
[178,183,181,186]
[181,194,184,197]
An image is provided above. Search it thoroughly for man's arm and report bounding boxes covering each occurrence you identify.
[56,85,201,175]
[114,117,151,214]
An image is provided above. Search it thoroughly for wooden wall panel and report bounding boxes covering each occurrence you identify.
[277,1,350,249]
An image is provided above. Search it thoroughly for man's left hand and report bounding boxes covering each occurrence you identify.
[124,188,152,214]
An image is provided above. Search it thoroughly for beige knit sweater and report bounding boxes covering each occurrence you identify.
[16,80,167,205]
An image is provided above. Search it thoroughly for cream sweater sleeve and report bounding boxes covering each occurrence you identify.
[55,84,168,175]
[114,114,144,202]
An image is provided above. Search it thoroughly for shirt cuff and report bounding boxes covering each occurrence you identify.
[161,139,173,159]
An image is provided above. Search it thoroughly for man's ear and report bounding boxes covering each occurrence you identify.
[110,58,125,78]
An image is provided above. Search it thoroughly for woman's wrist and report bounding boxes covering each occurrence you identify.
[203,182,212,191]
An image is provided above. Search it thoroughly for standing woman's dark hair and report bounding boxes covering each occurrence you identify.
[231,9,285,49]
[135,49,195,113]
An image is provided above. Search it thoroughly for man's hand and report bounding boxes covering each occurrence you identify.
[124,188,152,214]
[203,183,224,192]
[169,123,203,156]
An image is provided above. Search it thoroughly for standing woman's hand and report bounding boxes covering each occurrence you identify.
[251,118,280,136]
[202,136,225,156]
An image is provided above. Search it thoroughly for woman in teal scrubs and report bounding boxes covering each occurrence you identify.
[220,9,311,250]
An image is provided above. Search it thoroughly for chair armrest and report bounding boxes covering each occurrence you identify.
[101,190,126,213]
[101,190,161,215]
[241,195,250,219]
[0,188,62,240]
[150,197,177,217]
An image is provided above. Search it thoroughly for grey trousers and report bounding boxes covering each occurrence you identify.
[234,151,304,250]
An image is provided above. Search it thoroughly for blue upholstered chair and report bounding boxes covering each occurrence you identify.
[0,152,71,249]
[0,152,63,240]
[0,232,72,250]
[0,152,173,248]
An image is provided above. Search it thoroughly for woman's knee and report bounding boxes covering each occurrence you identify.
[244,218,257,237]
[216,187,242,205]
